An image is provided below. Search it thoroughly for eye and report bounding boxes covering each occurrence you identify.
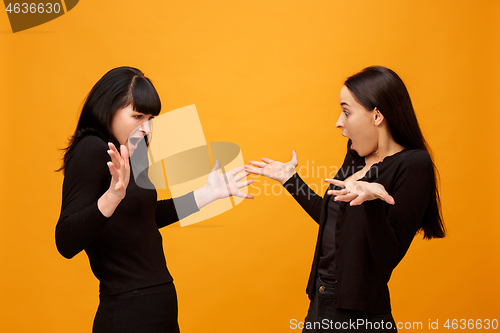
[343,110,349,116]
[148,116,155,121]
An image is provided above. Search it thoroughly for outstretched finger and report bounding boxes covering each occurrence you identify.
[248,160,268,168]
[108,142,123,161]
[380,193,395,205]
[234,190,254,199]
[107,161,119,179]
[334,192,358,202]
[120,145,130,168]
[227,165,245,176]
[211,160,221,172]
[108,144,122,166]
[290,150,298,164]
[108,142,119,153]
[236,179,253,189]
[234,171,250,182]
[261,157,274,164]
[324,178,345,188]
[327,188,349,196]
[245,165,263,175]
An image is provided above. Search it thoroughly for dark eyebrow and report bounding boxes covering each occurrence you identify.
[340,102,350,107]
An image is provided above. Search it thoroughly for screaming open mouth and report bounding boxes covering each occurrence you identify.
[128,136,143,150]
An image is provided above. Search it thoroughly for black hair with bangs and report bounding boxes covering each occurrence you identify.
[58,66,161,173]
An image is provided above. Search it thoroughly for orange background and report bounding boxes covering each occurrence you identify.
[1,1,499,332]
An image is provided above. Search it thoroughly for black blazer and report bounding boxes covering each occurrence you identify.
[283,148,435,314]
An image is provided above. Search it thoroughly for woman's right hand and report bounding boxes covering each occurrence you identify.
[245,150,298,184]
[98,143,130,217]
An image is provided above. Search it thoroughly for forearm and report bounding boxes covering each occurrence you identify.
[282,173,323,223]
[97,189,123,217]
[156,192,200,228]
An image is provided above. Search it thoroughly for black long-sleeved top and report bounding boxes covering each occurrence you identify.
[56,135,199,295]
[283,148,435,314]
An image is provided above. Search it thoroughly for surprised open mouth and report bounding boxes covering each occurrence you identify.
[128,136,143,151]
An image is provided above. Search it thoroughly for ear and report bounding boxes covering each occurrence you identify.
[373,108,385,126]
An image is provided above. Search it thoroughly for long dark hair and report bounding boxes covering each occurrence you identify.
[58,66,161,173]
[345,66,445,239]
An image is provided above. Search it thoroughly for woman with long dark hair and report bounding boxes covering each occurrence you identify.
[56,66,253,332]
[246,66,445,332]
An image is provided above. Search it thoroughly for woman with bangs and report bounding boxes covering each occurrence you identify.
[56,66,253,332]
[246,66,446,332]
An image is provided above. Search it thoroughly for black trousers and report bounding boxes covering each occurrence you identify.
[93,282,180,333]
[303,277,397,333]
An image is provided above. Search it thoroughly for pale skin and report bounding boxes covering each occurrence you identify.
[98,105,253,218]
[245,85,404,206]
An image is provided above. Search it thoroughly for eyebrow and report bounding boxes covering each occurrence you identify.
[132,111,152,116]
[340,102,350,107]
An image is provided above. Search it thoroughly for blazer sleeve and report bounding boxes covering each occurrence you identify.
[362,150,435,273]
[282,173,324,224]
[55,136,111,259]
[155,192,200,228]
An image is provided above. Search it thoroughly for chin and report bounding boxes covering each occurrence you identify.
[354,148,371,157]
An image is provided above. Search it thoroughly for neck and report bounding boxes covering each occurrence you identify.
[365,133,405,166]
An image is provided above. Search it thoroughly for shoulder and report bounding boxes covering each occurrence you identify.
[75,135,108,152]
[71,135,108,158]
[392,149,435,187]
[61,136,111,204]
[66,135,109,172]
[399,149,433,170]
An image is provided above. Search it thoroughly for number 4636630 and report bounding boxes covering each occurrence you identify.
[5,3,62,14]
[444,319,498,330]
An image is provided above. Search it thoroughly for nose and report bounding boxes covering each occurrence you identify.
[335,114,344,129]
[141,119,152,135]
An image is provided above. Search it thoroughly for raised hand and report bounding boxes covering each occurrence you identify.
[98,143,130,217]
[107,143,130,200]
[194,161,254,209]
[325,178,395,206]
[207,161,254,200]
[245,150,298,184]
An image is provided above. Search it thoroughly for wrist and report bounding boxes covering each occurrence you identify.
[194,184,215,210]
[98,190,122,217]
[280,170,297,185]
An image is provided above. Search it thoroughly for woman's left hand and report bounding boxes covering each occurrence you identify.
[195,161,254,209]
[325,178,395,206]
